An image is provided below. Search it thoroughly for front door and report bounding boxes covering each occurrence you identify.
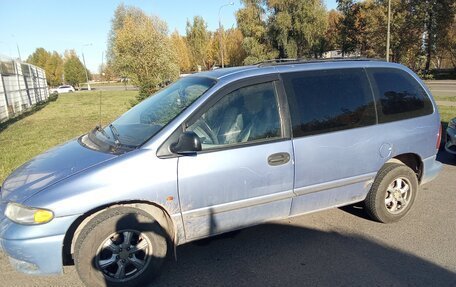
[177,80,294,240]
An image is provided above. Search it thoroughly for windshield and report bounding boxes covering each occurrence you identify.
[93,76,216,149]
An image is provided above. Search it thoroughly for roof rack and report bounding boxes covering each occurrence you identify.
[256,57,384,67]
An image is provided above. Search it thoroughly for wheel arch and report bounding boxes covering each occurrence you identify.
[386,153,423,183]
[62,200,177,266]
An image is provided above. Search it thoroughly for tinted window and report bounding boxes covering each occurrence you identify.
[367,68,433,123]
[188,81,281,150]
[283,68,376,137]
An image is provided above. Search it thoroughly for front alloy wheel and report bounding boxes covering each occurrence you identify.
[96,230,152,282]
[75,207,168,287]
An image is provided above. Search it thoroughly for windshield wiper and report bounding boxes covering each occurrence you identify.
[94,125,110,139]
[108,124,122,146]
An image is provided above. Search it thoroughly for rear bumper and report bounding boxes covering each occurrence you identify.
[421,155,443,185]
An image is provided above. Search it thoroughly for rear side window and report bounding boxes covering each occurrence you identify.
[367,68,433,123]
[283,68,376,137]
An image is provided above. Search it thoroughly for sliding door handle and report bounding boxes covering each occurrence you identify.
[268,152,290,166]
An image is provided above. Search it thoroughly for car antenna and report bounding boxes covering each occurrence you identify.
[98,90,102,127]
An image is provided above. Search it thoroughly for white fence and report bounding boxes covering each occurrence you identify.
[0,56,49,122]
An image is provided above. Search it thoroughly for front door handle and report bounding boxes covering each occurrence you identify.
[268,152,290,166]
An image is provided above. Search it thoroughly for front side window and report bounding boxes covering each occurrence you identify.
[187,81,282,150]
[283,68,376,138]
[91,76,216,150]
[367,68,433,123]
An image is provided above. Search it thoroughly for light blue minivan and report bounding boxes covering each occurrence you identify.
[0,60,442,287]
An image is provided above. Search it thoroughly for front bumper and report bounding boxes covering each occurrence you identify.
[0,203,80,275]
[445,127,456,155]
[421,155,443,185]
[0,234,65,275]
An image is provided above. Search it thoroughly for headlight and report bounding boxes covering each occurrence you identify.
[4,202,54,225]
[449,119,456,130]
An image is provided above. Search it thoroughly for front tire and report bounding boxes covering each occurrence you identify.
[364,163,418,223]
[74,207,167,287]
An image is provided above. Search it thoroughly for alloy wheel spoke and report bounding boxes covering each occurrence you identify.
[123,231,133,246]
[397,195,406,206]
[99,254,118,269]
[400,184,409,195]
[115,262,126,279]
[390,199,398,211]
[385,195,393,205]
[395,178,403,189]
[103,238,119,253]
[387,186,395,194]
[131,238,148,254]
[129,256,146,270]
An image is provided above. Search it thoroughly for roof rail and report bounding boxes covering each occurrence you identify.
[256,57,384,67]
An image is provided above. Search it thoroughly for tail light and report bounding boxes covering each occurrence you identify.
[436,124,442,150]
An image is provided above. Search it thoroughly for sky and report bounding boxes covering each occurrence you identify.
[0,0,338,73]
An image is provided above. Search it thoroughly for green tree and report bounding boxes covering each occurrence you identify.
[27,48,64,86]
[446,17,456,68]
[99,62,116,81]
[354,0,386,58]
[225,28,247,66]
[418,0,456,71]
[26,48,49,69]
[171,30,192,73]
[236,0,278,64]
[312,9,342,57]
[112,8,179,102]
[106,4,145,72]
[267,0,328,58]
[47,51,64,86]
[186,16,210,70]
[63,50,86,88]
[336,0,360,56]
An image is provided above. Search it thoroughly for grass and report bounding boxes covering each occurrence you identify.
[0,90,137,183]
[434,95,456,102]
[0,89,455,184]
[438,105,455,124]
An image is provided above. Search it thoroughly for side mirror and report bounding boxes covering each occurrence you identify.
[171,131,202,155]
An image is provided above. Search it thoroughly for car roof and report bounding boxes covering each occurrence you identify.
[192,58,410,82]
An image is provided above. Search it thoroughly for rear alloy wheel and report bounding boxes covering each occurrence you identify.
[384,177,412,214]
[75,207,168,287]
[364,163,418,223]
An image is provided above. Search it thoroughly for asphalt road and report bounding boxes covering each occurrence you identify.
[427,80,456,97]
[88,85,138,92]
[0,148,455,286]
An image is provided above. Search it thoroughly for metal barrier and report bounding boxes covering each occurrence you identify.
[0,56,49,122]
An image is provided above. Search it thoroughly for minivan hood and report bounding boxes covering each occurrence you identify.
[1,139,116,203]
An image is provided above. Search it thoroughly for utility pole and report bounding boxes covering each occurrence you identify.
[218,2,234,68]
[101,51,104,81]
[82,43,92,91]
[386,0,391,62]
[11,34,21,61]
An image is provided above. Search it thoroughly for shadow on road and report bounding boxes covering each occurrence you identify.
[152,223,456,287]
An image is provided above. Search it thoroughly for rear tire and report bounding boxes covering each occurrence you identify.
[364,163,418,223]
[74,207,167,287]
